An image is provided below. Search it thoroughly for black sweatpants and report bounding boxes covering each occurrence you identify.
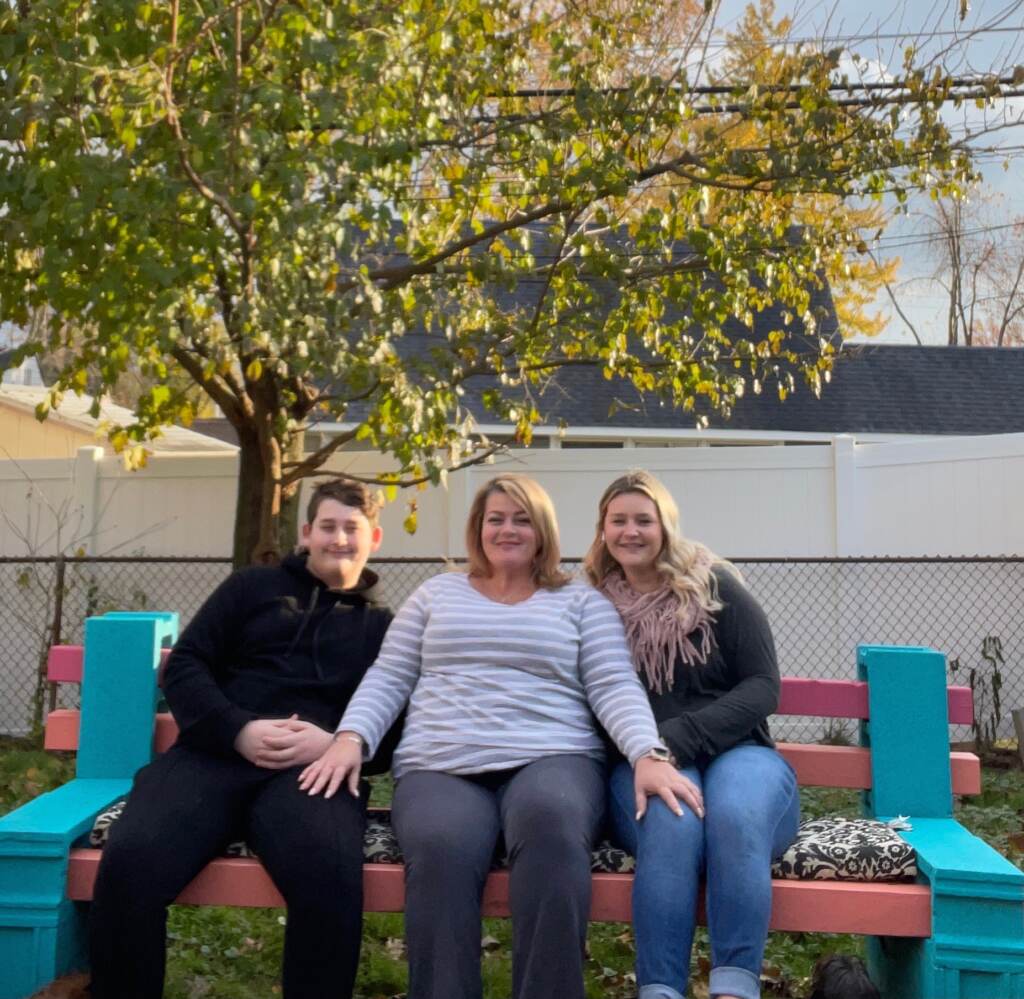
[392,754,606,999]
[88,744,366,999]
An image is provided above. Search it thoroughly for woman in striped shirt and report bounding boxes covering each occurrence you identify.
[300,473,700,999]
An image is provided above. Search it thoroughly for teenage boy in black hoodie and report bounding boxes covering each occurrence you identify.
[89,479,395,999]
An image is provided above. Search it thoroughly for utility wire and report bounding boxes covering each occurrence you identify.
[695,25,1024,47]
[498,73,1024,100]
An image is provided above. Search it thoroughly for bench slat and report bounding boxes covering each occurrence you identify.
[44,646,975,725]
[46,645,171,684]
[46,645,88,683]
[777,678,973,724]
[777,743,981,794]
[65,849,931,936]
[44,713,981,794]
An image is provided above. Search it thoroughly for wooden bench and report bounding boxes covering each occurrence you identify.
[2,611,1023,999]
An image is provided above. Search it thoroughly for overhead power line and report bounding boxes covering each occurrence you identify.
[693,25,1024,49]
[502,73,1024,100]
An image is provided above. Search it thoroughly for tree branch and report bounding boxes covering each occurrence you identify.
[281,426,361,484]
[997,255,1024,346]
[867,249,922,345]
[169,340,247,425]
[314,445,504,490]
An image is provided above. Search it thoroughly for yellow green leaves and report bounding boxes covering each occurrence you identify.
[403,500,418,534]
[0,0,998,565]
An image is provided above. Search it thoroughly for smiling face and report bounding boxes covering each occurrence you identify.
[301,497,382,589]
[479,490,538,576]
[603,491,665,582]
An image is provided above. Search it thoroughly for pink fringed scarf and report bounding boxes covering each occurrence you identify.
[600,563,714,694]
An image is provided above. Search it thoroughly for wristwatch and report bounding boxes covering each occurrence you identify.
[642,745,674,765]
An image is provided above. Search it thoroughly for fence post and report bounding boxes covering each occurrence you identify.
[72,446,103,556]
[832,434,857,556]
[46,555,66,715]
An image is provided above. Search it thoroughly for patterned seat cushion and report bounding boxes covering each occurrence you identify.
[87,800,636,872]
[771,816,917,882]
[88,803,913,880]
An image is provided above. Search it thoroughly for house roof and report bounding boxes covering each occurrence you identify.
[0,385,238,453]
[490,343,1024,437]
[330,341,1024,440]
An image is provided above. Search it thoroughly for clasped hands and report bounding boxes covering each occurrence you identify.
[233,716,334,769]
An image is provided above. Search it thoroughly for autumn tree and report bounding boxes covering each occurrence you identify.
[710,0,904,339]
[0,0,1000,563]
[921,192,1024,346]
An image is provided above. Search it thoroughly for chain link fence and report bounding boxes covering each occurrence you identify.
[1,555,1021,742]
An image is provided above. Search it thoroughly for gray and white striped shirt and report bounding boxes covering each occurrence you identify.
[339,573,661,778]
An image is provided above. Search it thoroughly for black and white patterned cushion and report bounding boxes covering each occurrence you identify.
[86,802,635,872]
[590,841,634,874]
[88,800,126,847]
[88,799,256,857]
[363,811,403,864]
[771,816,917,882]
[87,804,913,881]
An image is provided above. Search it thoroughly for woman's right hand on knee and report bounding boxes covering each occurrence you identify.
[633,757,704,821]
[298,732,364,799]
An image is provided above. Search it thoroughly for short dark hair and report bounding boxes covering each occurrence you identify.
[305,478,382,526]
[808,955,880,999]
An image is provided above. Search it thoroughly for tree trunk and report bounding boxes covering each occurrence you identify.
[231,425,305,567]
[233,426,268,568]
[279,432,304,555]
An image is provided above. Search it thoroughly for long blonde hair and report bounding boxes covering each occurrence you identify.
[584,470,730,618]
[465,474,570,589]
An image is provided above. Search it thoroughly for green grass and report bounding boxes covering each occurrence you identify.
[0,737,75,812]
[3,751,1023,998]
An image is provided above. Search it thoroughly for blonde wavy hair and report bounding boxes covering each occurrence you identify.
[584,470,733,616]
[465,474,570,589]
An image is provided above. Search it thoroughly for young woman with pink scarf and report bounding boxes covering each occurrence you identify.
[585,471,800,999]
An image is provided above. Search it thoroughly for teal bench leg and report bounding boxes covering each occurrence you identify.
[0,781,130,998]
[859,645,1024,998]
[871,819,1024,999]
[0,612,177,998]
[0,896,89,999]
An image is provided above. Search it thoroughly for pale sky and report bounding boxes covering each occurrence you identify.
[709,0,1024,344]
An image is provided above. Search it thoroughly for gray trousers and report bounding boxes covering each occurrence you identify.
[392,754,606,999]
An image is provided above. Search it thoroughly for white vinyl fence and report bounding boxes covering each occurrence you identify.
[2,434,1022,738]
[3,433,1024,559]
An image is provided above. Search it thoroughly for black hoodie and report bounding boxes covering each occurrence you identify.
[162,551,397,772]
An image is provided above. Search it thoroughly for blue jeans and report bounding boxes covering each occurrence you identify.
[609,745,800,999]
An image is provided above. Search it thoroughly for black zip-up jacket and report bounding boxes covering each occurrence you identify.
[162,552,398,773]
[649,567,780,769]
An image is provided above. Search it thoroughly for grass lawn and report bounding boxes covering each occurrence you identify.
[3,740,1023,999]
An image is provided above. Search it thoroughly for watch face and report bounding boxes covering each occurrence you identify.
[649,748,670,761]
